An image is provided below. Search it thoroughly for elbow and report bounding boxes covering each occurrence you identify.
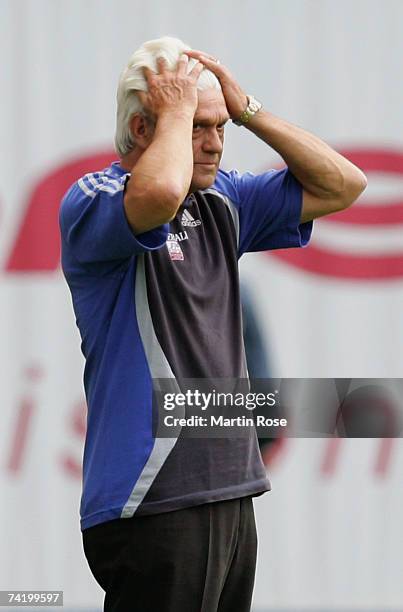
[152,182,187,222]
[161,182,188,219]
[334,168,368,211]
[346,169,368,205]
[125,179,186,229]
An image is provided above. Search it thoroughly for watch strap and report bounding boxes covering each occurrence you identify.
[233,95,262,126]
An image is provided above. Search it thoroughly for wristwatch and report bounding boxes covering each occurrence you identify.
[232,95,262,126]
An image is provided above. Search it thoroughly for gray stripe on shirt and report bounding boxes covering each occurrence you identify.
[120,254,182,518]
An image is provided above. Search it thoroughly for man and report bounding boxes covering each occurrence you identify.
[60,36,366,612]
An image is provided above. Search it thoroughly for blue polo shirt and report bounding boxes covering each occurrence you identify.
[60,162,312,530]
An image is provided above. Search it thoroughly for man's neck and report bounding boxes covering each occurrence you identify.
[120,149,141,172]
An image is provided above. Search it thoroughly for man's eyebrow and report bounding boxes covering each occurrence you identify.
[193,116,230,125]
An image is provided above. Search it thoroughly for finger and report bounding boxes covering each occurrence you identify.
[185,49,219,62]
[142,65,155,80]
[189,60,204,80]
[155,56,169,74]
[185,52,224,75]
[189,55,225,80]
[176,53,189,75]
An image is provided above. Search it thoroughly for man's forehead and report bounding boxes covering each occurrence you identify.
[195,88,229,122]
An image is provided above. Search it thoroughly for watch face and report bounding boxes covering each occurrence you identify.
[249,99,262,113]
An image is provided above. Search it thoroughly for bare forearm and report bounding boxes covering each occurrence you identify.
[246,110,367,201]
[182,50,367,220]
[123,55,203,234]
[124,112,194,233]
[130,112,194,204]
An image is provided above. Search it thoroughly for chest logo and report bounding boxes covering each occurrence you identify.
[181,209,202,227]
[166,231,188,261]
[166,240,184,261]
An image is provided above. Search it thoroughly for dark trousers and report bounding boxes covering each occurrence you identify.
[82,496,257,612]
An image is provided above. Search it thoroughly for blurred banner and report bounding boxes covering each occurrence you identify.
[1,0,403,609]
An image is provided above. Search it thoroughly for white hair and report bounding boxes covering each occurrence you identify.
[115,36,222,157]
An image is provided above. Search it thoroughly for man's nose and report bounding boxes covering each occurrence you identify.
[202,128,223,154]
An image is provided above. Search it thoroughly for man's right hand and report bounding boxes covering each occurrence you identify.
[138,55,204,121]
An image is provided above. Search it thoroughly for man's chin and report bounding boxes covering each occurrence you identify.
[190,169,218,192]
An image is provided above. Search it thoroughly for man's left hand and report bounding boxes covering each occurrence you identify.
[184,50,248,121]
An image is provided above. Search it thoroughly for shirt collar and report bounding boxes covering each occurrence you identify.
[110,161,130,177]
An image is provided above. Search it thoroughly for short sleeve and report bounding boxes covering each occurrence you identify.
[59,173,168,264]
[228,168,313,256]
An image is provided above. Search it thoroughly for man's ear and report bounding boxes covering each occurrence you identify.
[130,113,155,150]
